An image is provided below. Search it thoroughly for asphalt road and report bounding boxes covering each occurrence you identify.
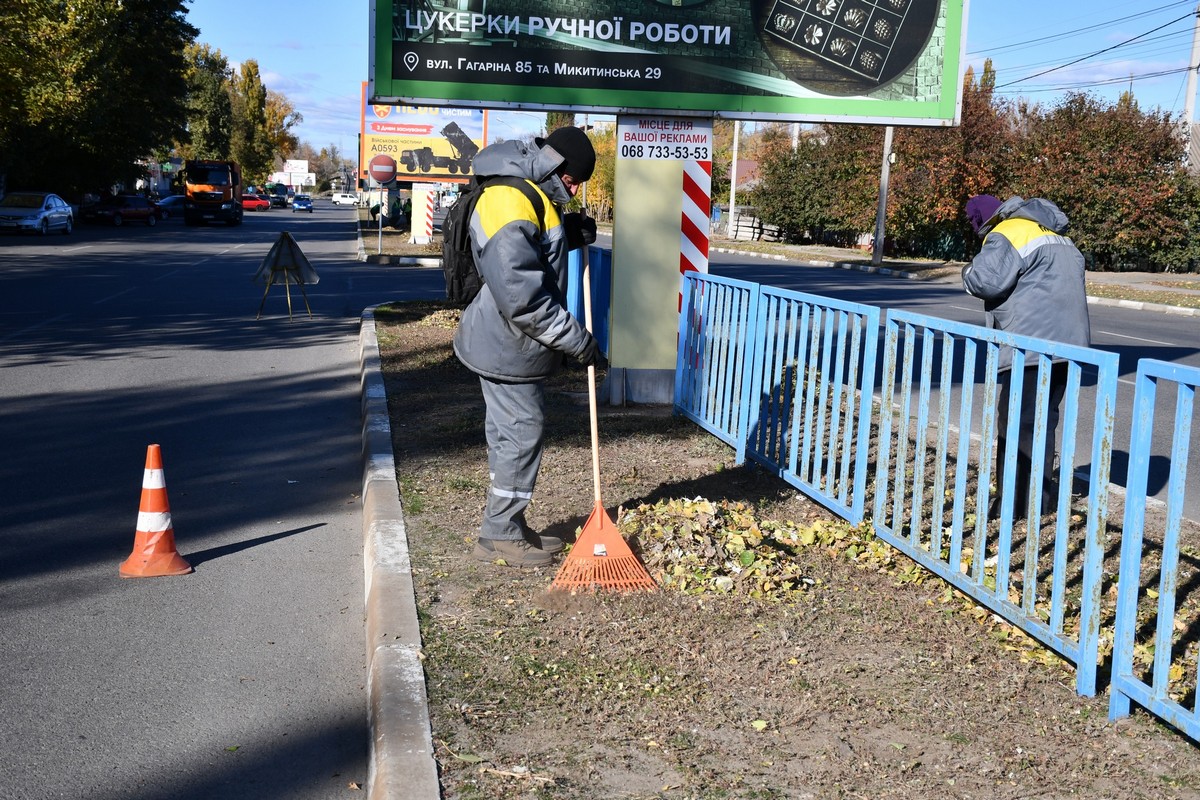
[706,251,1200,523]
[0,204,443,800]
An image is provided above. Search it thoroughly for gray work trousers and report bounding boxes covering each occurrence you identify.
[479,377,545,541]
[993,361,1070,518]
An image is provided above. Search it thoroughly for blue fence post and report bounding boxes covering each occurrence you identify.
[871,309,1116,697]
[1109,359,1200,733]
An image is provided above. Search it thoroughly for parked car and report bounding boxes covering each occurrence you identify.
[0,191,73,235]
[242,193,270,212]
[291,194,313,213]
[81,194,158,226]
[154,195,187,219]
[331,192,360,206]
[266,188,289,208]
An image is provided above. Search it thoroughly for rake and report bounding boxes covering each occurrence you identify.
[550,235,656,593]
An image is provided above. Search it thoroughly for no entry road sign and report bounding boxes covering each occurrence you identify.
[368,154,397,185]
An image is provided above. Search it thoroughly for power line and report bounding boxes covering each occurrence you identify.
[994,12,1195,89]
[967,0,1194,57]
[992,29,1190,76]
[992,66,1192,95]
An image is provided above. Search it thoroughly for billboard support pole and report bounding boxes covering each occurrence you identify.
[871,125,895,267]
[726,122,740,239]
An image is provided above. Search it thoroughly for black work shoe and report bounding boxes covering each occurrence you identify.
[472,538,556,567]
[527,533,565,554]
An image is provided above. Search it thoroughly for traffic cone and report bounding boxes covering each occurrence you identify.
[119,444,192,578]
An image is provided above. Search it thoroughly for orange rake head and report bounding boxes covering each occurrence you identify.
[549,501,656,593]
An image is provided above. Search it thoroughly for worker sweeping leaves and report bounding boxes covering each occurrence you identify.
[452,126,600,568]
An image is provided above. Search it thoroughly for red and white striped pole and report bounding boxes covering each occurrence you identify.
[679,158,712,308]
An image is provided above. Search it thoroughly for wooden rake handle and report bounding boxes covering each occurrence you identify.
[582,240,602,506]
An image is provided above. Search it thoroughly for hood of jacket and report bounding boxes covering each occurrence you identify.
[471,139,573,206]
[978,196,1070,238]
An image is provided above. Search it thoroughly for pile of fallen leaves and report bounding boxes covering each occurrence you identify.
[624,498,889,600]
[620,496,1077,671]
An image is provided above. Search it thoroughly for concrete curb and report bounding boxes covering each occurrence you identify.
[365,256,442,267]
[824,257,1198,314]
[1085,295,1198,316]
[360,307,441,800]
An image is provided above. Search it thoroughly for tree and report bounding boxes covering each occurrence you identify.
[820,123,884,239]
[748,125,835,242]
[228,60,272,183]
[0,0,196,196]
[1018,92,1189,268]
[179,43,232,160]
[545,112,575,134]
[265,90,303,160]
[584,126,615,222]
[710,118,736,206]
[888,60,1016,258]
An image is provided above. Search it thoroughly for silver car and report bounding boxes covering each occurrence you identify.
[0,192,74,235]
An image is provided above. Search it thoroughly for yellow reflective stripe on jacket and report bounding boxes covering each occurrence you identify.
[989,217,1075,259]
[476,181,561,239]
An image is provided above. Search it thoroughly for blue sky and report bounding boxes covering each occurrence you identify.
[183,0,1200,150]
[964,0,1198,115]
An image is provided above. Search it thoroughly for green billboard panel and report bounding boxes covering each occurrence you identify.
[370,0,966,126]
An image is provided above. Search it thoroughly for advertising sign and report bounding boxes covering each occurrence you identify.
[370,0,966,126]
[359,82,487,183]
[616,117,713,162]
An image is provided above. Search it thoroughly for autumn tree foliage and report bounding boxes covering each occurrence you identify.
[584,126,616,222]
[227,61,273,184]
[888,61,1016,258]
[749,125,840,243]
[178,43,233,161]
[750,60,1200,271]
[0,0,195,196]
[1016,92,1200,270]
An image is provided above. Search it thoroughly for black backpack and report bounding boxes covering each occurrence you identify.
[442,175,546,305]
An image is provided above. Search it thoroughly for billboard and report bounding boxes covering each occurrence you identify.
[359,82,487,183]
[369,0,966,126]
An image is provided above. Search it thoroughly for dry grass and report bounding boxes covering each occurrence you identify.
[376,301,1200,800]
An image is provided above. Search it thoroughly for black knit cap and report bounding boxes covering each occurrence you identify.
[538,126,596,182]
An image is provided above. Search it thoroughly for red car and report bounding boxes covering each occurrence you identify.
[242,193,270,212]
[81,194,158,226]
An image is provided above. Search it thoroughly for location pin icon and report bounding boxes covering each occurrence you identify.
[403,52,419,72]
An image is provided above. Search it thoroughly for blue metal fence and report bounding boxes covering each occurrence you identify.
[673,273,1200,715]
[1109,359,1200,730]
[674,274,760,454]
[567,246,612,353]
[674,274,879,523]
[741,286,879,525]
[872,310,1119,696]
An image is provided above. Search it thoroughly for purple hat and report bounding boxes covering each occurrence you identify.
[966,194,1001,235]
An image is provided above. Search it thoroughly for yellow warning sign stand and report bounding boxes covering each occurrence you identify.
[254,231,320,320]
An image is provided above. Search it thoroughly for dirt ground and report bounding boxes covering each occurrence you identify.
[376,300,1200,800]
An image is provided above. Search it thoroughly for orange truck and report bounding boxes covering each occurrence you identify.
[183,159,243,226]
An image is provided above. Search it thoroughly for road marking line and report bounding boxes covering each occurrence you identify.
[94,288,135,304]
[1096,329,1175,347]
[0,313,70,343]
